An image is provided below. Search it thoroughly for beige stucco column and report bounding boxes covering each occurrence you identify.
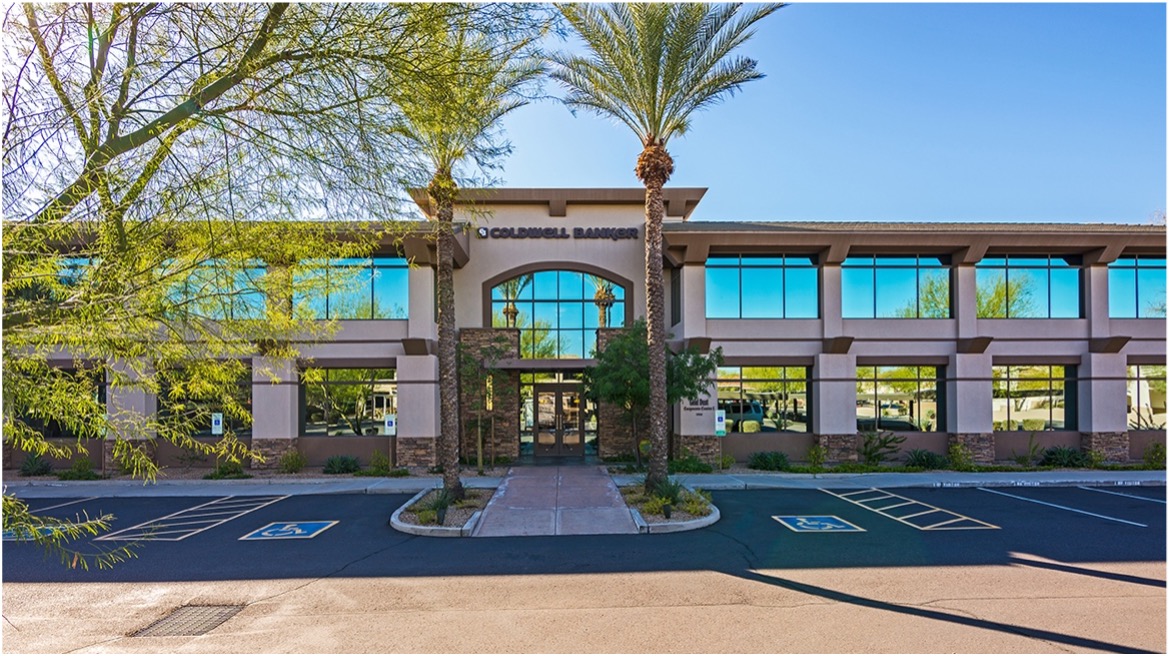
[946,352,995,462]
[811,353,856,462]
[104,359,158,469]
[395,354,439,466]
[679,264,707,339]
[407,265,437,340]
[251,356,299,468]
[1079,263,1130,460]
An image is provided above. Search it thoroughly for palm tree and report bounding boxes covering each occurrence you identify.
[588,274,616,328]
[498,274,533,328]
[398,12,544,500]
[551,3,780,490]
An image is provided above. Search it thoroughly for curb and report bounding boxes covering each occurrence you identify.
[630,503,721,534]
[388,488,486,538]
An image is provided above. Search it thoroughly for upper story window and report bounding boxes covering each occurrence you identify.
[842,255,951,318]
[975,255,1081,318]
[171,260,267,320]
[295,257,409,320]
[491,270,625,359]
[705,255,818,319]
[1108,256,1166,318]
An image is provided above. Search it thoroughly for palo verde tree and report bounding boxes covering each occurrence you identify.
[1,3,515,567]
[584,319,723,479]
[395,7,548,500]
[458,334,513,474]
[551,2,781,490]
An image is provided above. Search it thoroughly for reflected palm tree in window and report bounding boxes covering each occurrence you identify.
[589,274,616,328]
[498,273,532,328]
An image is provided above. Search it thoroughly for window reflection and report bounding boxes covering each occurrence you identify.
[705,255,819,319]
[855,366,942,431]
[976,255,1082,318]
[293,258,409,320]
[1109,257,1166,318]
[842,256,951,318]
[1128,365,1166,430]
[991,365,1075,431]
[716,366,809,433]
[491,271,626,358]
[300,368,397,436]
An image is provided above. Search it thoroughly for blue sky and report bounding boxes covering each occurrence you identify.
[494,3,1166,224]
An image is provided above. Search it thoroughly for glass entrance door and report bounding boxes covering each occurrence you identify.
[534,384,585,456]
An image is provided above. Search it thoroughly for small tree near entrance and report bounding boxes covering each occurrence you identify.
[585,320,722,488]
[459,334,513,474]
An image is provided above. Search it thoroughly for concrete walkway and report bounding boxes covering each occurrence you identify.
[472,465,637,537]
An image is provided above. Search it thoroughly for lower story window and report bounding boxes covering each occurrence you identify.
[300,367,397,436]
[158,362,252,438]
[1128,365,1166,430]
[716,366,809,433]
[992,365,1076,431]
[856,366,944,432]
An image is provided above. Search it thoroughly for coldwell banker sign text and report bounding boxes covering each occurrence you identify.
[476,226,638,240]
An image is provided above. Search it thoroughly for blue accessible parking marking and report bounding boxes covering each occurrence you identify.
[3,526,65,541]
[240,521,338,541]
[772,515,865,533]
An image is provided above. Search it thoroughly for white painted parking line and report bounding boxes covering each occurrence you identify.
[823,488,999,531]
[96,496,288,541]
[1076,486,1167,504]
[29,497,98,513]
[977,488,1147,528]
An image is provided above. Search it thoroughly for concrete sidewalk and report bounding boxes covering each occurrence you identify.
[473,466,637,536]
[3,468,1164,499]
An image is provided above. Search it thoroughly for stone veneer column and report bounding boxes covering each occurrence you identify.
[396,354,440,467]
[458,328,520,464]
[946,352,996,463]
[250,356,298,469]
[1078,353,1130,462]
[811,353,857,463]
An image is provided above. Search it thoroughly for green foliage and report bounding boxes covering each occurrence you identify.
[57,458,101,481]
[904,449,948,470]
[1086,450,1105,469]
[680,489,713,517]
[20,453,52,477]
[1011,433,1043,467]
[649,477,685,505]
[427,489,453,512]
[719,454,735,470]
[1038,446,1088,468]
[1,495,135,570]
[643,496,671,516]
[204,461,250,480]
[948,443,975,472]
[669,452,713,473]
[416,509,438,525]
[370,450,391,473]
[747,451,790,472]
[806,444,827,470]
[1143,442,1166,469]
[278,450,308,474]
[323,455,361,475]
[859,431,907,466]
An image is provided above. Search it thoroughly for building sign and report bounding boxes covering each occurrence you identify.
[476,226,638,241]
[714,410,726,437]
[211,413,223,435]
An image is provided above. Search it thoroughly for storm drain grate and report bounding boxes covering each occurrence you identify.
[133,605,243,637]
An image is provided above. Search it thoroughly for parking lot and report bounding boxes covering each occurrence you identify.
[4,484,1164,582]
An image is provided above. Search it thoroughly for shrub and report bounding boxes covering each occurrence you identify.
[20,454,52,477]
[680,489,713,516]
[427,489,452,512]
[642,495,670,516]
[719,454,735,470]
[747,451,789,471]
[323,455,361,474]
[416,509,438,525]
[859,431,906,466]
[669,452,713,473]
[1011,433,1043,467]
[1143,442,1166,469]
[948,443,974,472]
[353,450,392,476]
[904,449,947,470]
[278,449,308,474]
[650,477,685,505]
[57,458,101,481]
[204,460,250,480]
[1039,446,1088,468]
[386,467,410,477]
[806,444,827,470]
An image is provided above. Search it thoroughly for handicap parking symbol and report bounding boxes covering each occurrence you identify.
[772,515,865,533]
[239,521,338,541]
[3,526,63,541]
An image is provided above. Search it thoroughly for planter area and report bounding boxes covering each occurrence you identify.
[619,484,721,534]
[390,488,493,537]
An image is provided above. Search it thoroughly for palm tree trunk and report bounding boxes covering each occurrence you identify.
[432,173,464,500]
[643,180,670,490]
